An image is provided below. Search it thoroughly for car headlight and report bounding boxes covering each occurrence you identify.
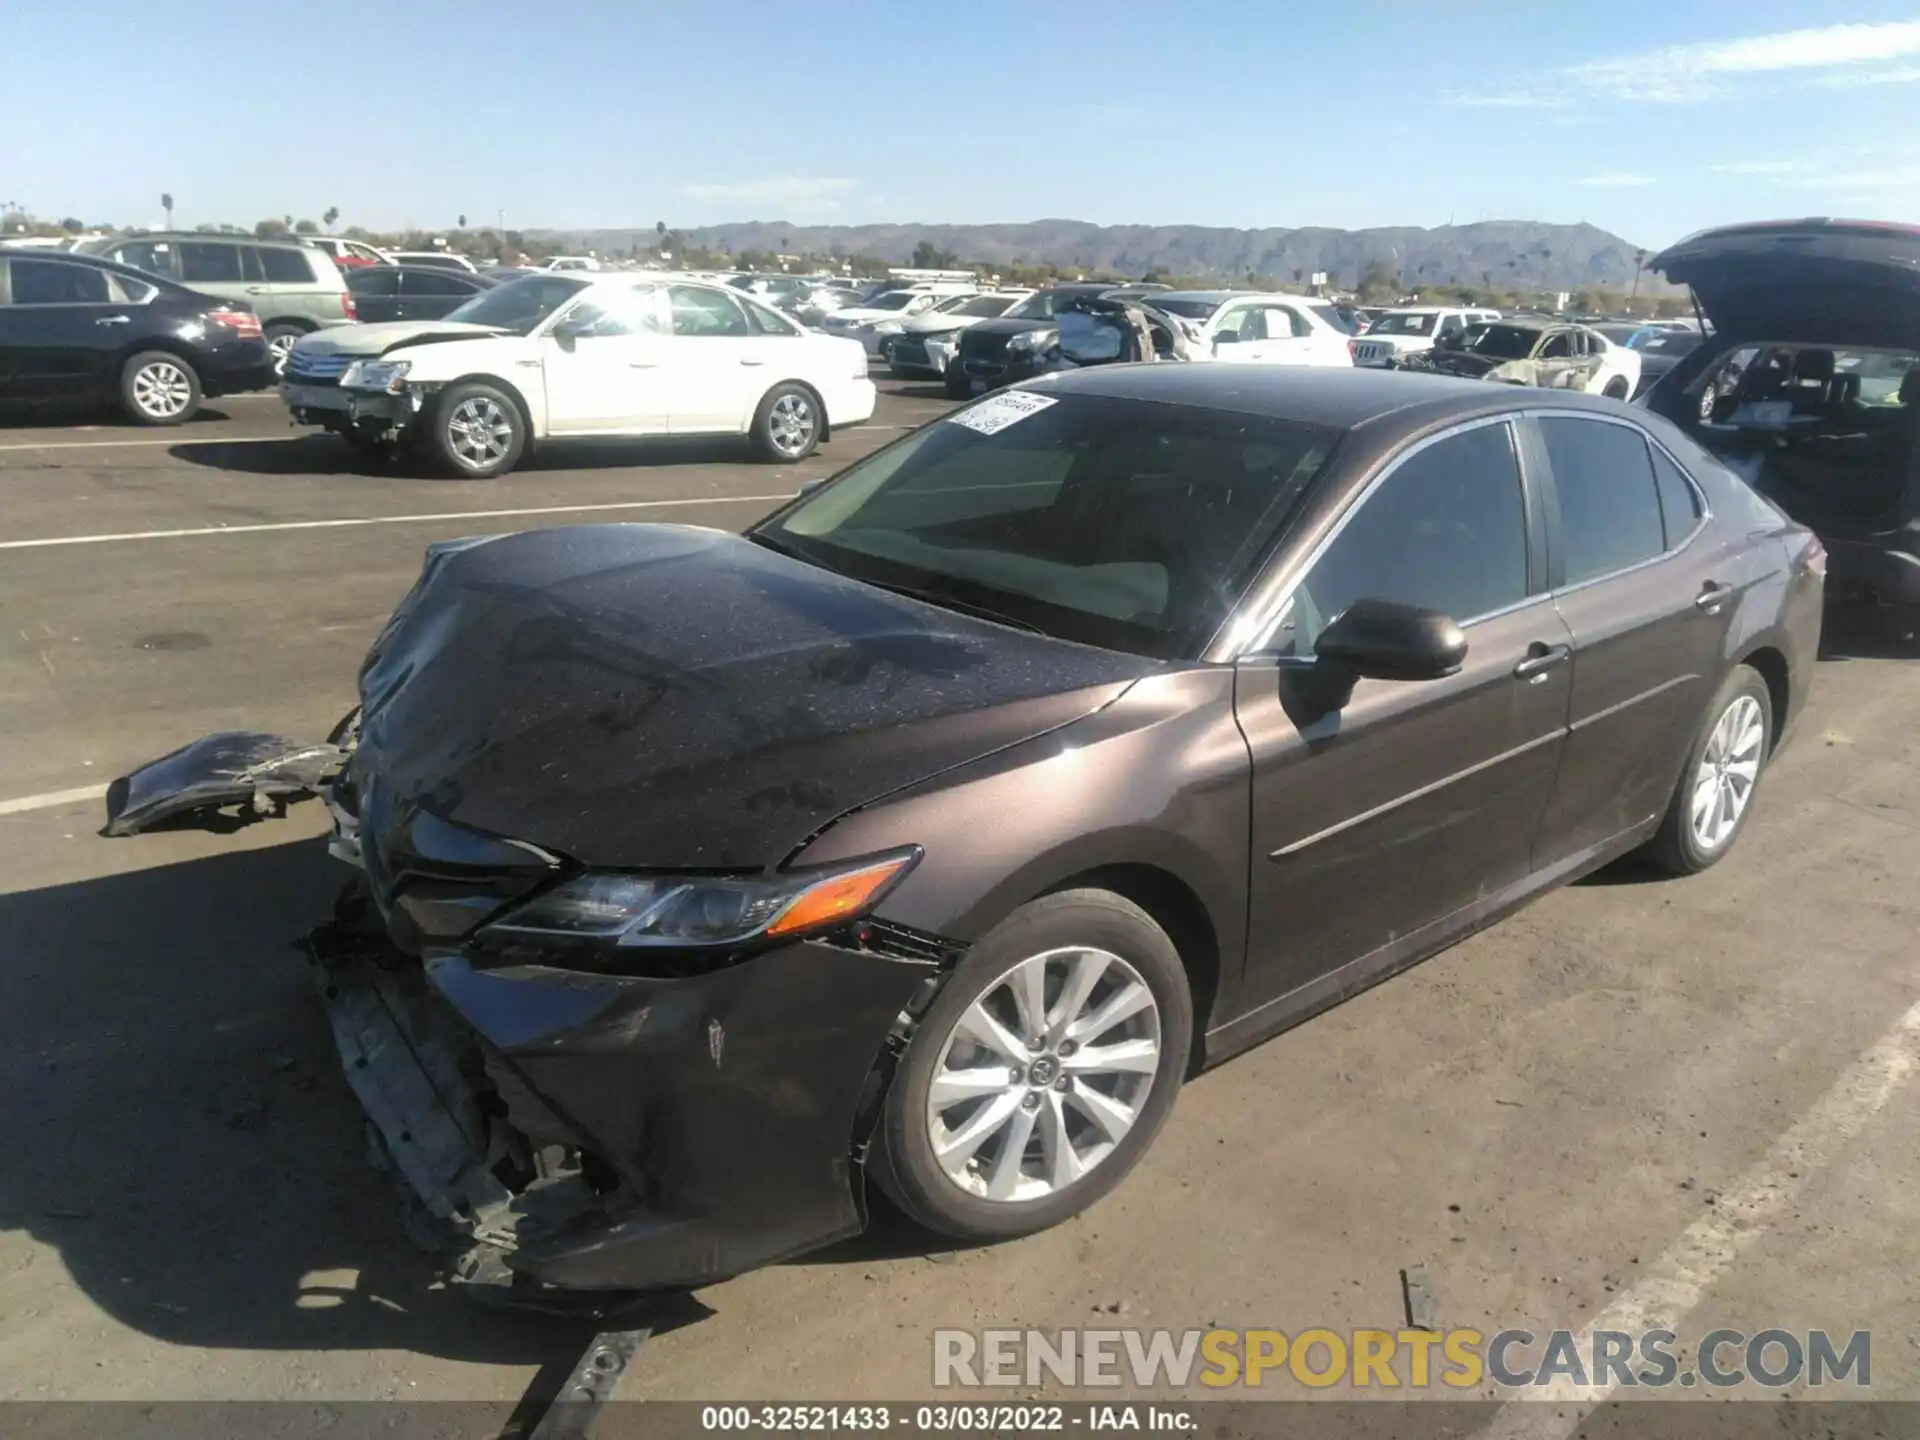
[872,320,903,335]
[340,358,411,394]
[1006,329,1051,352]
[926,333,956,351]
[475,847,922,969]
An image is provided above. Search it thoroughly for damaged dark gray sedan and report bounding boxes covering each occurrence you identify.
[106,365,1824,1308]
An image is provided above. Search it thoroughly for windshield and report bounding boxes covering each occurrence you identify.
[861,292,917,312]
[750,394,1337,658]
[953,294,1016,316]
[1147,297,1224,320]
[441,274,589,332]
[1368,312,1437,336]
[1466,324,1542,360]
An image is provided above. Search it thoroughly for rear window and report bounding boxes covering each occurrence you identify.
[257,247,316,283]
[752,393,1337,658]
[1369,312,1437,336]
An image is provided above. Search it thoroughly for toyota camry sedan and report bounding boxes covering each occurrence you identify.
[104,365,1823,1307]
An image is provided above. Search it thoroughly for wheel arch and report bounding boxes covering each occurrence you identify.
[1033,863,1221,1076]
[433,372,539,440]
[261,315,316,334]
[1734,643,1791,753]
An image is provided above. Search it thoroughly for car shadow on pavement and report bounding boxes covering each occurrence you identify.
[0,402,258,431]
[1819,601,1920,662]
[0,834,681,1369]
[165,434,790,478]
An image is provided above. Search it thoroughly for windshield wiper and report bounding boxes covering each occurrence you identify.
[748,532,1046,634]
[857,578,1046,633]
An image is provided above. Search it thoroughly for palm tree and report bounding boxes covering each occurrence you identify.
[458,214,467,229]
[323,206,340,233]
[161,193,174,229]
[1630,247,1649,308]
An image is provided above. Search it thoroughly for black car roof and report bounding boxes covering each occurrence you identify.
[1022,362,1625,433]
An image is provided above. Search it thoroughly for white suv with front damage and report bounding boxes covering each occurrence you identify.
[280,273,876,477]
[1350,306,1502,367]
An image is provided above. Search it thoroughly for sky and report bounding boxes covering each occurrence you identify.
[9,1,1920,248]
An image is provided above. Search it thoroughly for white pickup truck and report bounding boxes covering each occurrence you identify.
[1350,306,1502,367]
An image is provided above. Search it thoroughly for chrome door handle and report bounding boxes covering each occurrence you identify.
[1695,582,1733,613]
[245,286,267,294]
[739,357,765,367]
[629,361,657,369]
[94,315,131,325]
[1513,643,1572,681]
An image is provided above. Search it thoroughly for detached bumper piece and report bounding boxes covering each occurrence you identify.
[304,888,949,1306]
[102,731,350,837]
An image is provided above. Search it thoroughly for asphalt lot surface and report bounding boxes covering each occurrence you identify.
[1,377,1917,1420]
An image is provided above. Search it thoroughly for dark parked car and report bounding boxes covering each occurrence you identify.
[948,283,1129,398]
[1628,326,1705,397]
[1645,218,1920,608]
[344,263,499,323]
[104,366,1821,1303]
[0,248,272,424]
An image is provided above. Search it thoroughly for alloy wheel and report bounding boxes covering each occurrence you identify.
[925,945,1162,1204]
[445,397,514,470]
[767,393,817,458]
[132,360,193,420]
[1690,694,1764,852]
[268,332,298,375]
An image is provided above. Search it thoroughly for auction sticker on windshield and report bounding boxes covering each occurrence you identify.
[946,390,1058,435]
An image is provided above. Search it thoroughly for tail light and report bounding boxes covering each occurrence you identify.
[341,291,358,321]
[1803,535,1828,579]
[1347,338,1359,359]
[207,307,263,339]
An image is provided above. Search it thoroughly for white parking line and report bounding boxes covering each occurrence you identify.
[1478,993,1920,1436]
[0,783,109,817]
[0,435,296,453]
[0,492,797,551]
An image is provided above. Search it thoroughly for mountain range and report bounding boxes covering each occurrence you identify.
[529,219,1672,291]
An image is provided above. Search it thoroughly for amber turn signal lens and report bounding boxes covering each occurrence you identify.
[767,856,915,937]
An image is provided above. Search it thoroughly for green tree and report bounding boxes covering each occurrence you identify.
[57,216,84,232]
[910,239,958,269]
[293,218,319,234]
[1357,259,1396,302]
[323,206,340,232]
[255,217,290,237]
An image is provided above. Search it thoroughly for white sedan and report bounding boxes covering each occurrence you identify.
[279,274,876,477]
[1145,291,1356,367]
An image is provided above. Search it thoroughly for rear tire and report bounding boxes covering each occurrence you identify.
[749,383,821,463]
[120,351,202,425]
[263,324,305,378]
[428,382,525,479]
[1640,665,1773,875]
[1603,377,1630,399]
[871,889,1191,1242]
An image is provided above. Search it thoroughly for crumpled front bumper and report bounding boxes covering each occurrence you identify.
[309,891,946,1301]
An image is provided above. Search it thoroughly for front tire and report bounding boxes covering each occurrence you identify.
[428,382,525,478]
[873,889,1192,1242]
[1641,666,1773,875]
[944,369,972,401]
[1603,377,1630,399]
[120,351,202,425]
[750,383,821,463]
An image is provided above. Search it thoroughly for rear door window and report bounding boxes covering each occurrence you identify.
[111,240,176,278]
[179,243,243,284]
[8,259,112,304]
[258,247,316,283]
[402,269,470,296]
[1650,446,1703,546]
[1538,416,1667,584]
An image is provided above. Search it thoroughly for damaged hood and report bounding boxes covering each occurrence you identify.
[1414,351,1508,379]
[1652,219,1920,346]
[294,321,508,359]
[351,524,1155,871]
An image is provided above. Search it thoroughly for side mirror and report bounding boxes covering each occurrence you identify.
[1313,598,1466,682]
[552,315,593,342]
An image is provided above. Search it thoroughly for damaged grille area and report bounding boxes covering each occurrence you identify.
[304,890,636,1311]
